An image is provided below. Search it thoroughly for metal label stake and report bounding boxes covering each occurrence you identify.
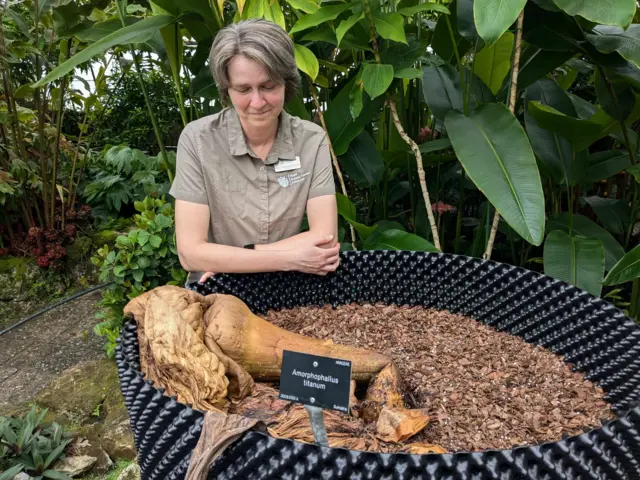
[304,404,329,447]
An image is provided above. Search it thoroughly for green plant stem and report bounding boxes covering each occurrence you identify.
[50,74,67,228]
[630,278,640,319]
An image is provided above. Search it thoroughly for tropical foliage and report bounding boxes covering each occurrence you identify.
[3,0,640,319]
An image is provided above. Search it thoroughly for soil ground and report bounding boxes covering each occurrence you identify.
[0,289,105,413]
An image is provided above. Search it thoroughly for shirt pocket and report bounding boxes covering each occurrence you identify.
[214,176,248,219]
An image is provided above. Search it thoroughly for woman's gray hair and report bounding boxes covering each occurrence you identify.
[209,19,301,104]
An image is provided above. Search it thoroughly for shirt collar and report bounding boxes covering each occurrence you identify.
[227,107,296,165]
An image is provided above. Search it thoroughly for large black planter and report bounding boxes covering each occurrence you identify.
[115,251,640,479]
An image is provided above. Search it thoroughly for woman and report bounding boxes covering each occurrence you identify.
[170,18,340,285]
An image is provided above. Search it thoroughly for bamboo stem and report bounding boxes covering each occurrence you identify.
[388,98,441,250]
[483,10,524,261]
[308,79,357,248]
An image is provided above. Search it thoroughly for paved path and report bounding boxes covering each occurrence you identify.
[0,290,105,414]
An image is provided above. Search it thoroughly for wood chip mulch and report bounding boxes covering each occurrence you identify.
[265,303,614,453]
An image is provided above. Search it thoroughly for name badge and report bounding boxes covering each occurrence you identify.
[274,156,301,172]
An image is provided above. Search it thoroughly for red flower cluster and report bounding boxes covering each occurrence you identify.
[432,201,456,214]
[419,126,440,143]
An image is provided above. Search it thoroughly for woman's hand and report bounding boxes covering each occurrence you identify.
[290,234,341,275]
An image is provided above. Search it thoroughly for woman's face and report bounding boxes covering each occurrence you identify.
[227,55,286,131]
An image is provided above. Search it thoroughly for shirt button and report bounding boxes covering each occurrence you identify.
[262,223,267,229]
[261,194,267,200]
[260,166,265,172]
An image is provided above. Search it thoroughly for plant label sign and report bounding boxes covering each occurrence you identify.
[279,350,352,413]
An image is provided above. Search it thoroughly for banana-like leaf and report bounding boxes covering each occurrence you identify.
[582,196,630,236]
[526,100,611,151]
[33,15,178,88]
[584,150,630,182]
[524,79,587,186]
[445,103,545,245]
[547,213,625,270]
[473,31,514,94]
[338,130,385,187]
[544,230,605,296]
[603,244,640,285]
[551,0,635,30]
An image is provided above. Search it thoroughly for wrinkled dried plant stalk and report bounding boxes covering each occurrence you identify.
[387,98,441,250]
[308,79,357,248]
[483,10,524,260]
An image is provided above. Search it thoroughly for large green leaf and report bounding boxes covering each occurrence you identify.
[594,66,636,121]
[263,0,286,28]
[336,12,363,46]
[475,0,526,46]
[285,0,319,13]
[583,196,630,236]
[544,230,605,296]
[445,103,545,245]
[457,0,480,42]
[293,44,319,80]
[526,100,610,151]
[361,63,394,99]
[584,150,631,182]
[421,64,463,119]
[398,2,450,16]
[325,77,385,155]
[547,213,625,270]
[422,64,494,120]
[473,31,514,94]
[151,0,218,37]
[379,36,429,70]
[603,244,640,285]
[33,14,178,88]
[587,25,640,70]
[524,79,587,186]
[518,47,575,90]
[364,229,439,251]
[551,0,635,29]
[338,131,385,187]
[290,4,354,34]
[75,17,147,43]
[373,12,407,44]
[522,1,583,52]
[189,66,218,98]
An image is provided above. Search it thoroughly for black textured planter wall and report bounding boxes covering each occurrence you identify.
[115,251,640,480]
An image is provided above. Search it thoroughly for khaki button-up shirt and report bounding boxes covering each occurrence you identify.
[169,107,336,282]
